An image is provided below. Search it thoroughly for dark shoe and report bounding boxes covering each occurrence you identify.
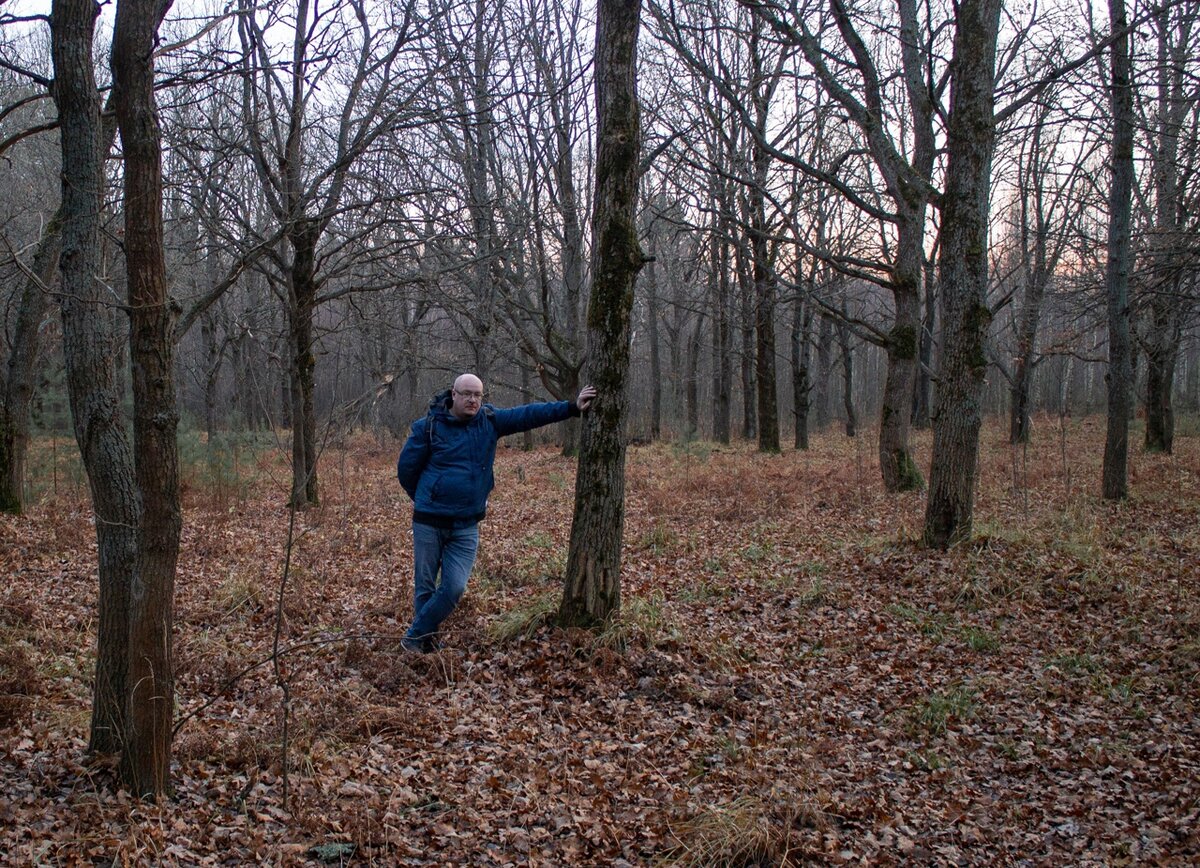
[400,636,425,654]
[423,636,445,653]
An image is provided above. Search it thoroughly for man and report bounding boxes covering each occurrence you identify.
[396,373,596,652]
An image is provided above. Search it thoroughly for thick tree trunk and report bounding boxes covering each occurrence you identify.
[561,0,643,628]
[113,0,181,796]
[1103,0,1135,499]
[52,0,142,756]
[923,0,1001,548]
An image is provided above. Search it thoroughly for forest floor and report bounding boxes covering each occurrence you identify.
[1,416,1198,866]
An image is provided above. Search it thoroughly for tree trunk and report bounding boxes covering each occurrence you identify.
[52,0,142,756]
[912,261,936,429]
[0,216,60,513]
[647,251,662,439]
[750,201,778,452]
[1142,3,1192,454]
[791,288,812,450]
[923,0,1002,548]
[710,213,732,444]
[1103,0,1135,499]
[739,246,756,442]
[561,0,644,628]
[814,314,833,429]
[836,315,857,437]
[685,312,702,437]
[288,223,320,508]
[878,233,924,488]
[112,0,181,796]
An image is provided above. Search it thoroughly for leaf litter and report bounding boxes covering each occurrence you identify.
[0,419,1198,864]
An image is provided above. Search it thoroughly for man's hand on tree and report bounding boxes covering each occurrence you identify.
[576,385,597,412]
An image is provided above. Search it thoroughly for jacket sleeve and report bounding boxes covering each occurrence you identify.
[396,418,430,499]
[490,400,575,437]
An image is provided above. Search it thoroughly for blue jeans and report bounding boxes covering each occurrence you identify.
[407,521,479,641]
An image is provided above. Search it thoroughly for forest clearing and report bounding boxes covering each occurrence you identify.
[1,417,1197,865]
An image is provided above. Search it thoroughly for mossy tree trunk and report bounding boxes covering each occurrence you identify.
[560,0,644,628]
[923,0,1002,548]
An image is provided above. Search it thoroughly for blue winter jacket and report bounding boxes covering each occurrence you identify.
[396,391,578,526]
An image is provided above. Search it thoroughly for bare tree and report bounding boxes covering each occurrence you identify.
[227,0,435,507]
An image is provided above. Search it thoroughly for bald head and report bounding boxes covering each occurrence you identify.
[450,373,485,420]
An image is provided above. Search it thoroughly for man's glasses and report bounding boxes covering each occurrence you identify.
[454,390,485,401]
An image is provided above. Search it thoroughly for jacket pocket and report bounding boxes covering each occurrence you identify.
[430,470,478,511]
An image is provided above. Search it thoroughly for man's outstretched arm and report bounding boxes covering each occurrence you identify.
[491,385,597,436]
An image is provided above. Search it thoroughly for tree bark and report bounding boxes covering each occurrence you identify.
[738,243,756,442]
[923,0,1002,548]
[287,222,320,508]
[791,283,812,450]
[912,260,936,430]
[0,216,60,513]
[836,314,857,437]
[710,207,732,443]
[112,0,181,797]
[1142,2,1193,454]
[646,249,662,439]
[52,0,142,756]
[878,227,924,487]
[1103,0,1135,499]
[561,0,644,628]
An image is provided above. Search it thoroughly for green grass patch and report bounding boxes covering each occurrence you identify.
[909,683,977,736]
[962,626,1000,653]
[593,591,680,651]
[488,592,559,642]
